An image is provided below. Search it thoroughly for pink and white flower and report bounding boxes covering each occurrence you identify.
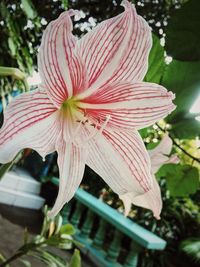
[120,134,179,217]
[0,1,175,218]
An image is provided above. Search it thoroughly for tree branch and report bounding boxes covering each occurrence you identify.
[156,124,200,164]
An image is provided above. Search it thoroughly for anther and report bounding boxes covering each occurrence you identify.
[72,114,111,147]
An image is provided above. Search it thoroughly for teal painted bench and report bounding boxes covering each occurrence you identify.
[52,177,166,267]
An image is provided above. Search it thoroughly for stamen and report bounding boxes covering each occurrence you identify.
[72,115,111,147]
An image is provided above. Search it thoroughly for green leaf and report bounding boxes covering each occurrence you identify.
[31,249,66,267]
[20,259,32,267]
[0,253,9,266]
[46,235,73,250]
[138,127,149,139]
[162,60,200,121]
[60,224,76,235]
[58,238,73,250]
[170,118,200,139]
[61,0,68,10]
[68,249,81,267]
[180,238,200,263]
[0,152,21,180]
[46,236,61,246]
[166,0,200,61]
[144,34,165,83]
[8,37,17,56]
[157,164,200,197]
[21,0,37,19]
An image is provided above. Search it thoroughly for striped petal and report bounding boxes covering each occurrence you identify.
[76,0,152,100]
[38,10,87,107]
[86,129,161,217]
[0,89,59,163]
[78,82,176,130]
[120,175,162,219]
[48,139,87,217]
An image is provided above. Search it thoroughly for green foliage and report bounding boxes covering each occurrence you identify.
[21,0,37,19]
[61,0,69,10]
[19,259,32,267]
[0,0,41,76]
[160,58,200,139]
[170,118,200,139]
[161,0,200,141]
[162,60,200,122]
[165,0,200,61]
[157,164,200,197]
[0,1,200,267]
[144,34,165,84]
[68,249,81,267]
[0,152,22,180]
[60,224,76,236]
[0,206,80,267]
[30,249,66,267]
[180,238,200,263]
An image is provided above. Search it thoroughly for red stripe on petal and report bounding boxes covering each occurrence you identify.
[48,139,87,217]
[38,11,87,107]
[86,128,153,200]
[76,3,151,100]
[78,82,175,130]
[0,89,59,163]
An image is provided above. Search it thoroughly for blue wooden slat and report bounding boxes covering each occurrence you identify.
[52,178,166,250]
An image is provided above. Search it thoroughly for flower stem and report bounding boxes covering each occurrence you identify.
[0,241,46,267]
[0,152,22,180]
[156,124,200,163]
[0,66,29,92]
[0,67,26,80]
[0,251,25,267]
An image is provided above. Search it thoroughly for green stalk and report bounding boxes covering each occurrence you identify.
[0,66,29,91]
[0,241,46,267]
[0,251,25,267]
[0,152,22,180]
[0,67,26,80]
[156,123,200,163]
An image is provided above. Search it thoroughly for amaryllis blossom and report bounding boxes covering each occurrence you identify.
[0,1,175,218]
[120,134,179,217]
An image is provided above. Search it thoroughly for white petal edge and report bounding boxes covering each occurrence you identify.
[120,175,162,219]
[48,139,87,217]
[86,128,155,211]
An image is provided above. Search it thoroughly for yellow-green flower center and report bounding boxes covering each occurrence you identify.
[62,97,79,116]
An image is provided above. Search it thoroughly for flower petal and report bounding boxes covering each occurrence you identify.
[0,89,59,163]
[48,140,87,217]
[120,175,162,219]
[86,128,161,217]
[78,82,176,130]
[38,10,87,107]
[76,0,152,99]
[149,134,173,157]
[148,134,179,173]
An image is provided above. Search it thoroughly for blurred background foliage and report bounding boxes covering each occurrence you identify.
[0,0,200,267]
[0,206,82,267]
